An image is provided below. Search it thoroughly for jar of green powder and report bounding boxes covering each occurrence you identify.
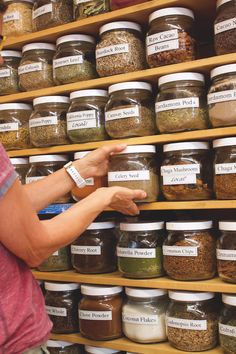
[219,294,236,354]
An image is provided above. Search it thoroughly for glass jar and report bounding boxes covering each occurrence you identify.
[79,285,123,340]
[45,282,80,334]
[217,221,236,283]
[29,96,70,147]
[32,0,73,31]
[146,7,196,68]
[163,221,216,281]
[74,0,110,20]
[96,21,146,77]
[10,157,29,184]
[161,142,213,200]
[71,221,117,274]
[156,72,209,133]
[85,347,122,354]
[108,145,158,203]
[0,50,22,95]
[167,291,218,352]
[105,82,156,139]
[122,287,168,343]
[213,137,236,199]
[47,340,82,354]
[117,221,164,278]
[3,0,33,37]
[19,43,56,91]
[0,103,31,150]
[67,89,108,143]
[219,294,236,354]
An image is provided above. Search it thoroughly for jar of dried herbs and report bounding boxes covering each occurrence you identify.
[47,340,82,354]
[161,141,213,200]
[219,294,236,354]
[105,81,156,139]
[108,145,159,202]
[67,89,108,143]
[217,221,236,283]
[45,282,80,334]
[146,7,196,68]
[3,0,34,37]
[74,0,110,20]
[29,96,70,147]
[167,291,218,352]
[117,221,165,278]
[213,137,236,199]
[96,21,146,77]
[85,346,122,354]
[0,103,32,150]
[163,221,216,281]
[32,0,73,31]
[156,72,209,133]
[53,34,97,85]
[10,157,29,184]
[19,43,56,91]
[0,50,22,95]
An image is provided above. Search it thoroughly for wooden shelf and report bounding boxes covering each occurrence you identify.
[135,200,236,211]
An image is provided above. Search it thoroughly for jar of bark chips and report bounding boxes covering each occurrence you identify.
[3,0,34,37]
[0,50,22,95]
[219,294,236,354]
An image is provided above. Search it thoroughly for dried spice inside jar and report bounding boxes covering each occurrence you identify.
[38,246,72,272]
[3,0,33,37]
[0,51,22,95]
[47,340,82,354]
[10,157,29,184]
[75,0,110,19]
[219,294,236,354]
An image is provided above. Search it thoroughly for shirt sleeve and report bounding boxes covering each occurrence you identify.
[0,144,17,199]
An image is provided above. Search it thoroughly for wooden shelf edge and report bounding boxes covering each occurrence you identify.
[137,200,236,210]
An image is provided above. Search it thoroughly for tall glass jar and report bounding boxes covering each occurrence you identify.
[219,294,236,354]
[19,43,56,91]
[156,72,209,133]
[47,340,82,354]
[10,157,29,184]
[105,82,156,139]
[3,0,34,37]
[74,0,110,20]
[146,7,196,68]
[0,50,22,95]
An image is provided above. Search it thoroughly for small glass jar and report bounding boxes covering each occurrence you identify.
[32,0,73,31]
[45,282,80,334]
[10,157,29,184]
[122,287,168,343]
[74,0,110,20]
[163,221,216,281]
[47,340,82,354]
[85,346,122,354]
[217,221,236,283]
[67,89,108,143]
[105,82,156,139]
[96,21,146,77]
[146,7,196,68]
[0,103,31,150]
[19,43,56,92]
[213,137,236,199]
[29,96,70,147]
[161,141,213,200]
[0,50,22,95]
[71,221,117,274]
[108,145,158,203]
[3,0,33,37]
[117,221,165,278]
[219,294,236,354]
[167,291,218,352]
[156,72,209,133]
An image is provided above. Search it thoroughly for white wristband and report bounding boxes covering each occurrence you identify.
[64,161,86,189]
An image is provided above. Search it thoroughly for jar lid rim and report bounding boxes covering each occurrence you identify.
[213,137,236,148]
[120,221,164,231]
[125,287,167,298]
[99,21,142,35]
[166,221,213,230]
[29,155,69,163]
[115,145,156,154]
[10,157,29,165]
[70,89,108,99]
[81,285,123,296]
[149,7,194,23]
[1,50,22,58]
[219,221,236,231]
[169,290,215,301]
[222,294,236,306]
[108,81,152,94]
[158,72,205,86]
[56,34,95,46]
[74,151,92,159]
[0,103,32,110]
[87,221,116,230]
[46,340,74,348]
[45,282,80,291]
[163,141,209,152]
[22,43,56,53]
[210,64,236,78]
[85,346,121,354]
[33,96,70,106]
[216,0,231,8]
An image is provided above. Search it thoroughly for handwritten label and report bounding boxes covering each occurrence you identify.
[117,247,156,258]
[71,245,101,255]
[67,110,97,130]
[108,170,150,182]
[53,55,83,68]
[79,310,112,321]
[163,246,198,257]
[105,106,139,121]
[96,44,129,59]
[29,116,58,128]
[156,97,199,112]
[167,317,207,331]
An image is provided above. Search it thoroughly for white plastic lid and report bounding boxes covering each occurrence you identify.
[56,34,95,46]
[120,221,164,231]
[33,96,70,106]
[213,137,236,148]
[22,43,56,53]
[169,290,215,302]
[87,221,116,230]
[85,346,121,354]
[210,64,236,79]
[5,0,34,2]
[219,221,236,231]
[158,72,204,87]
[81,285,123,296]
[125,287,167,298]
[222,294,236,306]
[45,282,80,291]
[149,7,194,23]
[1,50,22,58]
[74,151,91,159]
[116,145,156,154]
[166,221,213,230]
[70,89,108,100]
[99,21,141,35]
[108,82,152,94]
[29,155,69,163]
[0,103,32,111]
[216,0,231,9]
[10,157,29,165]
[47,340,74,348]
[163,141,209,152]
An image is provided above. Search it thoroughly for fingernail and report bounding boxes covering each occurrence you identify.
[141,192,147,198]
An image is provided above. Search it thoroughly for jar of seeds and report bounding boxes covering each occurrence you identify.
[74,0,110,20]
[0,50,22,95]
[19,43,56,92]
[10,157,29,184]
[105,81,156,139]
[3,0,34,37]
[96,21,146,77]
[29,96,70,147]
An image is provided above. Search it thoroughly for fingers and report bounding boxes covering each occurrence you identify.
[101,144,127,156]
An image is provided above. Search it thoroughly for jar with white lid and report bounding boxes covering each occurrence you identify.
[29,96,70,147]
[79,285,123,340]
[219,294,236,354]
[45,282,80,334]
[163,221,216,281]
[0,50,22,95]
[146,7,196,68]
[108,145,158,203]
[19,43,56,91]
[217,221,236,283]
[213,137,236,199]
[10,157,29,184]
[105,81,156,139]
[47,340,82,354]
[85,346,123,354]
[156,72,209,133]
[161,141,213,200]
[117,221,165,278]
[3,0,33,37]
[122,287,168,343]
[0,103,31,150]
[167,291,218,352]
[96,21,146,77]
[67,89,109,143]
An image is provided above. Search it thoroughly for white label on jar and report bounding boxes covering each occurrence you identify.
[46,306,67,317]
[117,247,156,258]
[217,249,236,261]
[53,55,83,69]
[76,0,91,3]
[161,164,200,176]
[214,17,236,35]
[85,177,94,186]
[108,170,150,182]
[219,323,236,337]
[105,106,139,122]
[163,246,198,257]
[146,29,178,46]
[3,11,20,23]
[96,44,129,59]
[52,250,59,256]
[147,39,179,55]
[155,97,199,112]
[0,122,18,132]
[163,174,196,185]
[79,310,112,321]
[208,90,236,104]
[215,163,236,175]
[18,63,43,75]
[33,4,53,19]
[71,245,101,255]
[0,69,11,78]
[29,116,58,128]
[25,176,45,184]
[123,313,159,325]
[67,110,97,130]
[167,317,207,331]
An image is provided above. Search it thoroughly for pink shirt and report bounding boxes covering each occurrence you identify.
[0,144,52,354]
